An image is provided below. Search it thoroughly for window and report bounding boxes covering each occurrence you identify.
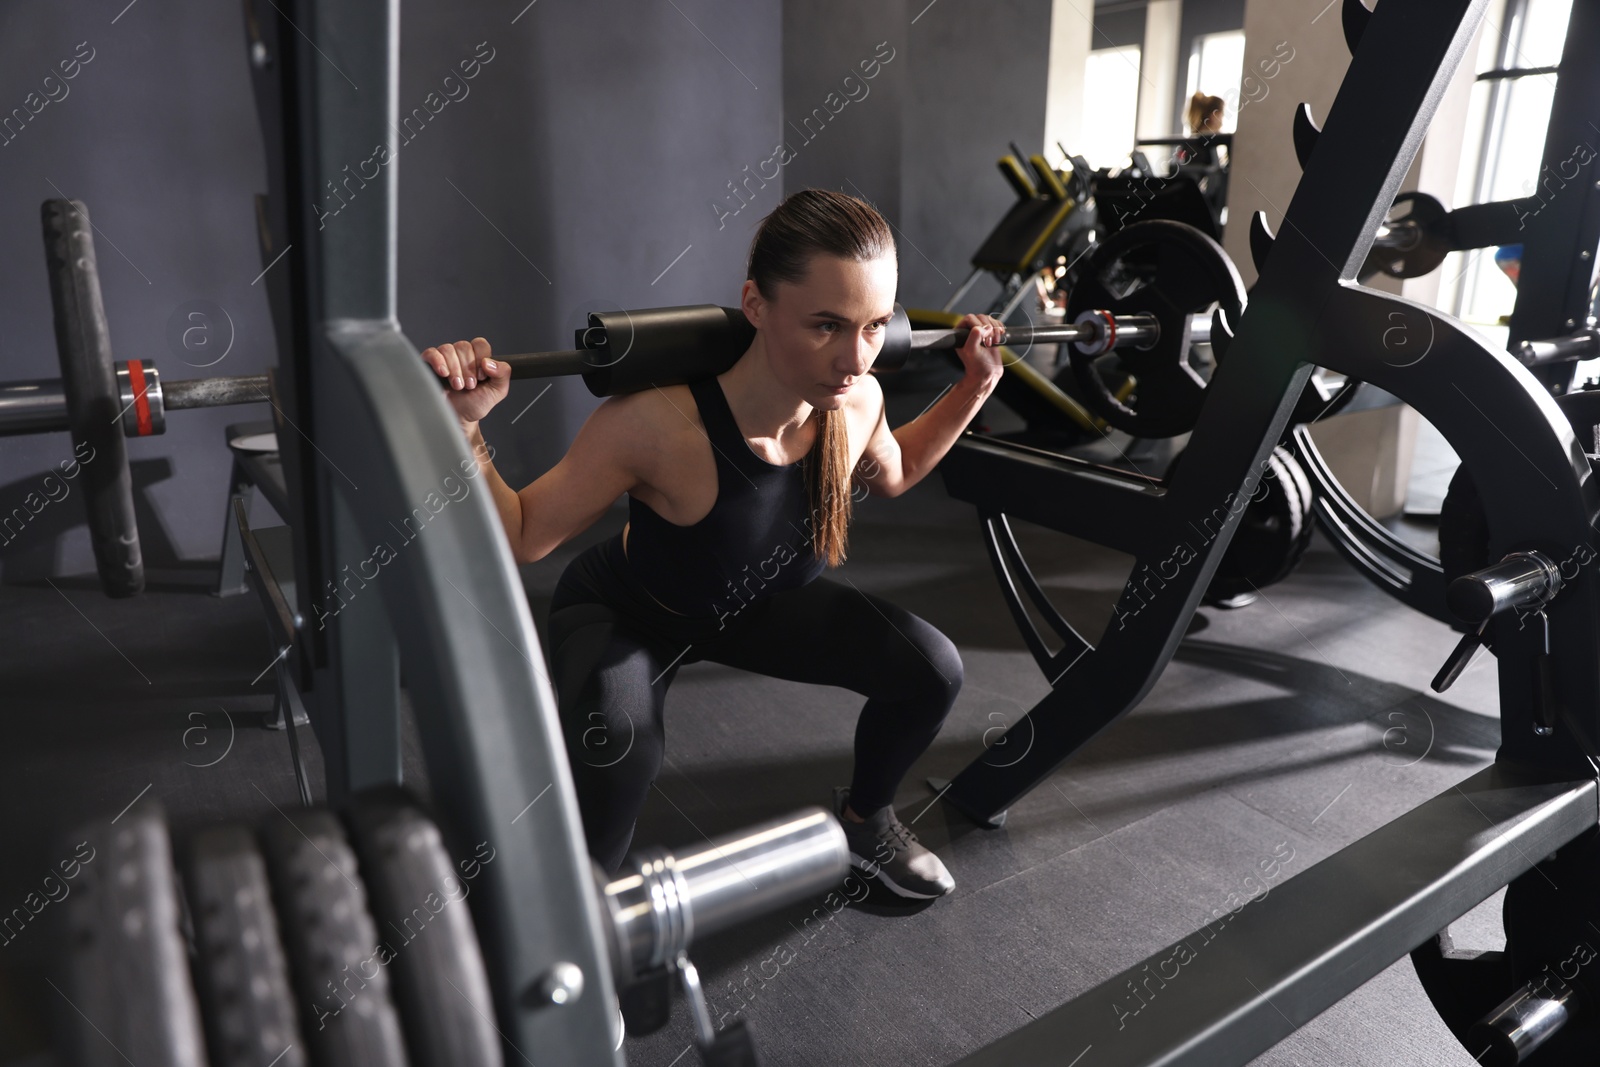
[1448,0,1574,327]
[1185,30,1245,133]
[1080,45,1142,170]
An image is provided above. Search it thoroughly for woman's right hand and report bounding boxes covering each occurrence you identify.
[421,337,511,427]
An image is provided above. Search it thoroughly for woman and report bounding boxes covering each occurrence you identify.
[1179,92,1230,231]
[1179,91,1227,167]
[421,189,1004,900]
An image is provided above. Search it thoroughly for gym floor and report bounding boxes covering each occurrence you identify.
[0,379,1501,1066]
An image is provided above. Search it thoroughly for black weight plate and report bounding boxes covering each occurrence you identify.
[1359,191,1451,281]
[1066,220,1246,438]
[41,199,143,598]
[343,788,502,1067]
[261,810,409,1067]
[1170,446,1315,603]
[55,804,208,1067]
[183,825,308,1067]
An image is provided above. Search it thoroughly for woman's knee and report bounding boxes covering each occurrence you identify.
[560,671,664,780]
[902,626,964,716]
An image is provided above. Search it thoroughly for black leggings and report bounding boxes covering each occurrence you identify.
[546,541,963,872]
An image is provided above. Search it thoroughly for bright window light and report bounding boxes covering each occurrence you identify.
[1081,46,1142,170]
[1186,30,1245,133]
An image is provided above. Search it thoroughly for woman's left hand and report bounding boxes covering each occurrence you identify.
[954,312,1007,389]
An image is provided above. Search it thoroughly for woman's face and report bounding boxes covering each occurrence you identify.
[743,252,898,411]
[1205,107,1224,133]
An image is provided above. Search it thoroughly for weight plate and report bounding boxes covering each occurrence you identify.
[1359,191,1451,281]
[261,810,409,1067]
[42,199,143,597]
[343,788,502,1067]
[1169,445,1316,603]
[55,804,208,1067]
[1066,220,1246,438]
[183,825,308,1067]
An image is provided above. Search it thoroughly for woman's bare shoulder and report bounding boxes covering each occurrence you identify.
[588,383,704,471]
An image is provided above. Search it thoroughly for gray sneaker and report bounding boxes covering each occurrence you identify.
[833,787,954,899]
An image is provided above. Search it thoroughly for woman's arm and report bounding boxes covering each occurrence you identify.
[423,338,640,563]
[854,314,1005,498]
[466,401,640,563]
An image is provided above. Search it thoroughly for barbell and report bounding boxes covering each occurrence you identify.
[22,199,273,598]
[500,221,1357,441]
[492,303,1173,397]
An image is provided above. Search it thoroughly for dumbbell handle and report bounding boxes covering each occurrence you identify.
[599,807,848,982]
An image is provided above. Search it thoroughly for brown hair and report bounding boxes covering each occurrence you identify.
[747,189,894,568]
[1187,92,1225,135]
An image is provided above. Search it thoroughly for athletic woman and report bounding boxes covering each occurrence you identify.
[421,189,1005,899]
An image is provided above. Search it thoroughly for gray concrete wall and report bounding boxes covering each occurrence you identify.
[0,0,782,583]
[781,0,1056,311]
[1094,2,1148,48]
[897,0,1056,310]
[780,1,908,230]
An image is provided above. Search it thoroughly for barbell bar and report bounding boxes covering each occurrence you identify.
[0,361,269,438]
[4,301,1202,439]
[495,303,1198,398]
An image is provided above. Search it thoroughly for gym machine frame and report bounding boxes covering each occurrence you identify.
[1288,0,1600,629]
[936,0,1600,1062]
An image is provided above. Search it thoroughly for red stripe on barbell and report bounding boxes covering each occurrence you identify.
[126,360,154,437]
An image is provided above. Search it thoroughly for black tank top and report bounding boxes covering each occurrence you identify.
[623,375,827,625]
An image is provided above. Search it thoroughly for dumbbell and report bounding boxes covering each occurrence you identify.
[23,199,273,598]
